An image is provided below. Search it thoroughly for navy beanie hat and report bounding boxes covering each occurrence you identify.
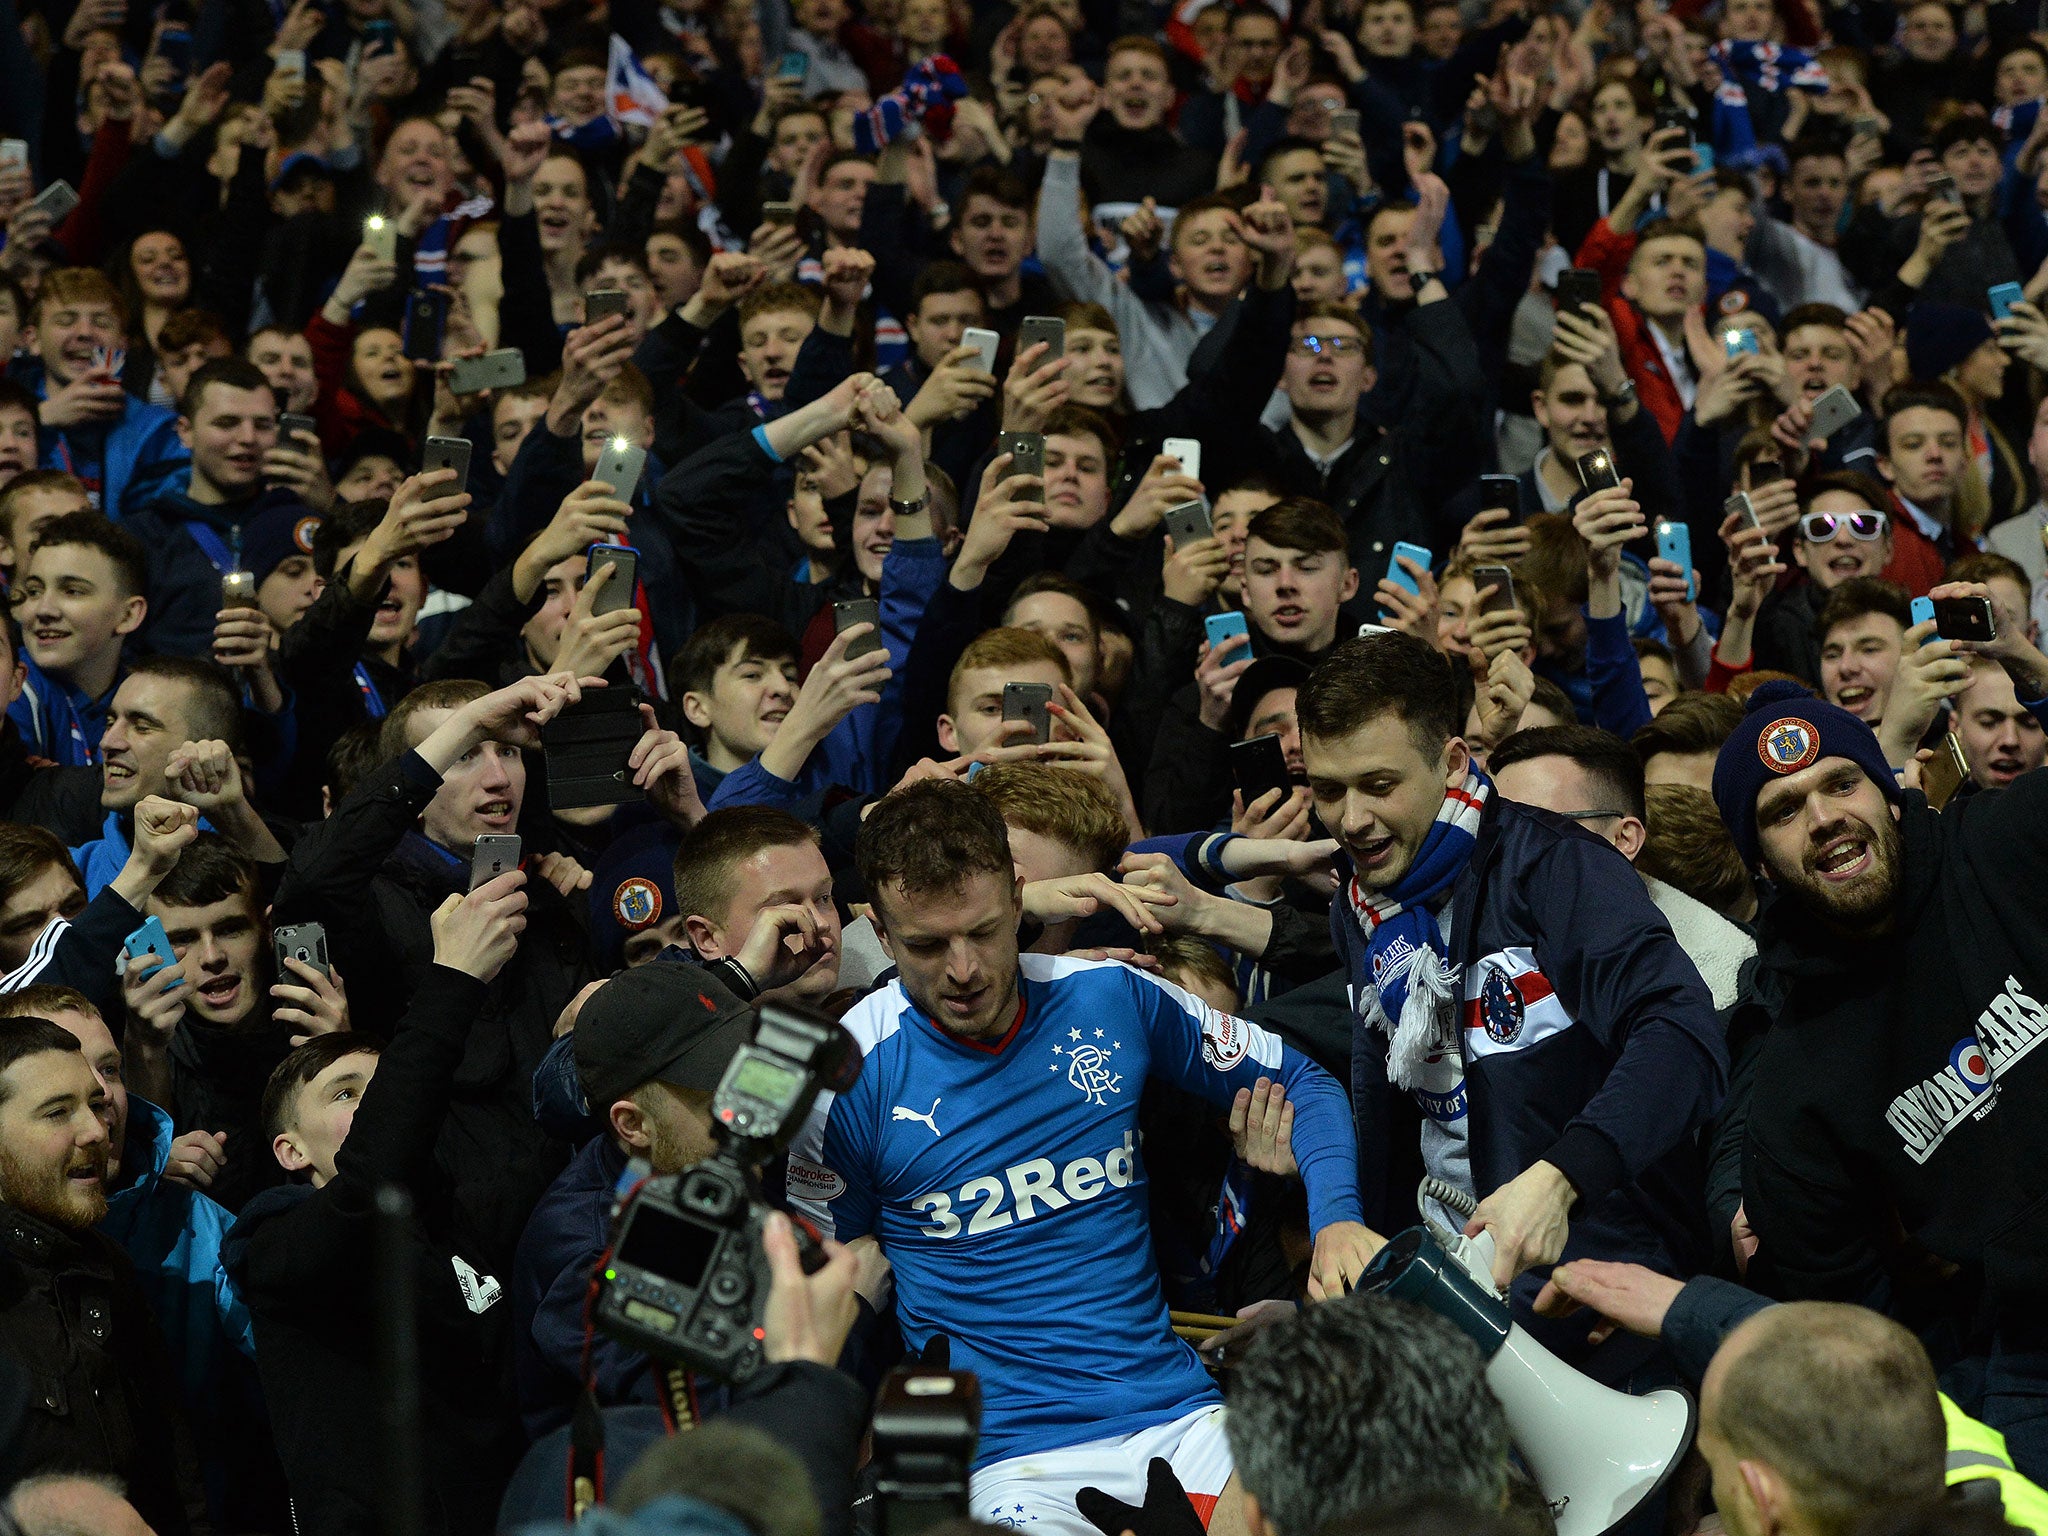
[1712,678,1902,866]
[1905,301,1994,384]
[588,821,684,973]
[241,500,324,587]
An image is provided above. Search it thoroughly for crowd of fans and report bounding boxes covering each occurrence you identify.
[1,0,2047,1529]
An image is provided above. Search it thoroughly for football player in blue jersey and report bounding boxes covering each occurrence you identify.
[791,779,1376,1536]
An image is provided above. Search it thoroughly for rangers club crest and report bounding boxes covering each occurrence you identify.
[1051,1028,1123,1105]
[1479,966,1524,1045]
[611,876,661,930]
[1757,717,1820,775]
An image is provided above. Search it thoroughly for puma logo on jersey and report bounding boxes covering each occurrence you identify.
[908,1133,1140,1238]
[892,1097,943,1138]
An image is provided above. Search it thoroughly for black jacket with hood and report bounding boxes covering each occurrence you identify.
[1744,773,2048,1343]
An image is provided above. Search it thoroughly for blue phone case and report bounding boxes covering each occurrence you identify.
[1693,143,1715,171]
[123,916,176,982]
[1386,541,1432,598]
[1204,611,1249,651]
[1991,282,2025,321]
[1656,523,1694,602]
[1911,596,1936,629]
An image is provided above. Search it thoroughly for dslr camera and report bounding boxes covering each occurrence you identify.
[595,1001,860,1382]
[873,1367,982,1536]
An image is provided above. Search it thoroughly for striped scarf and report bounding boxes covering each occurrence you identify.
[1345,768,1490,1089]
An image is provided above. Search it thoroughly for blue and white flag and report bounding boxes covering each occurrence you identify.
[607,33,668,128]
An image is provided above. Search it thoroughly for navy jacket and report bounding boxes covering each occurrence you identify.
[1333,795,1727,1377]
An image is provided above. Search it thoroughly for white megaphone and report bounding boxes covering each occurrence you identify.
[1357,1227,1696,1536]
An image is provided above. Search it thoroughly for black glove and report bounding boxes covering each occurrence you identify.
[1076,1458,1207,1536]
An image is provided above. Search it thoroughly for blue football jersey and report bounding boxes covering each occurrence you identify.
[788,955,1361,1466]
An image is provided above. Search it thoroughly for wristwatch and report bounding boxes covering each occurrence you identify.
[890,491,930,516]
[1407,265,1439,288]
[1599,377,1638,409]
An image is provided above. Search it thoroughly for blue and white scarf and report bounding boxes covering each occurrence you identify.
[1345,768,1490,1089]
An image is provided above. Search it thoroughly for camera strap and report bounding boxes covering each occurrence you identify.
[658,1365,703,1431]
[569,1387,605,1519]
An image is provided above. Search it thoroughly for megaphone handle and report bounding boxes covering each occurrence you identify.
[1451,1227,1504,1298]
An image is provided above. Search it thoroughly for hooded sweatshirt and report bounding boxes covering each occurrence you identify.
[1744,771,2048,1339]
[124,484,315,659]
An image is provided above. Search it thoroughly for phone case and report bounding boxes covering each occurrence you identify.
[1911,596,1937,629]
[587,544,638,615]
[1231,733,1294,807]
[543,688,645,809]
[835,599,882,659]
[124,918,176,981]
[1204,611,1249,651]
[1655,522,1695,601]
[1991,282,2025,321]
[1385,542,1430,598]
[1163,438,1202,483]
[403,291,446,361]
[273,923,330,978]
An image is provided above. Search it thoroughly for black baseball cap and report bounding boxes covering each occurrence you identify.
[574,961,753,1110]
[1225,655,1311,741]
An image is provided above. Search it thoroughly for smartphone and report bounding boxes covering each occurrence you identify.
[1747,456,1783,488]
[1911,594,1937,630]
[586,542,638,616]
[777,49,808,78]
[1921,731,1970,811]
[28,180,79,222]
[1473,564,1517,614]
[1808,383,1862,440]
[543,687,646,809]
[1161,437,1202,483]
[1230,733,1295,810]
[402,289,447,361]
[448,348,527,395]
[594,435,647,500]
[220,569,258,607]
[1653,101,1690,139]
[1002,681,1054,745]
[1385,540,1431,598]
[996,431,1045,501]
[1655,520,1695,602]
[422,434,472,493]
[1990,281,2025,321]
[1723,328,1760,359]
[123,915,177,982]
[0,140,26,173]
[274,47,306,77]
[1204,609,1250,653]
[1161,499,1211,547]
[1725,491,1761,533]
[835,597,883,659]
[273,921,331,980]
[469,834,521,891]
[1576,448,1620,491]
[362,16,396,52]
[1327,107,1361,139]
[1556,267,1603,317]
[279,411,318,445]
[584,288,630,325]
[1693,142,1715,172]
[961,326,1000,375]
[1018,315,1065,362]
[362,213,397,262]
[1851,113,1883,138]
[760,200,800,225]
[1479,473,1521,521]
[1932,594,1998,642]
[1926,170,1962,205]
